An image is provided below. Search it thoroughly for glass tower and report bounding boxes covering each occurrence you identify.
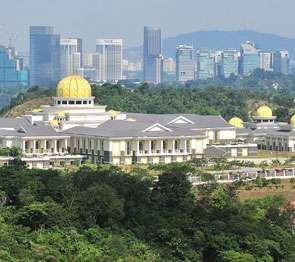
[274,51,291,75]
[239,41,260,75]
[29,26,60,86]
[197,49,215,80]
[176,45,195,82]
[221,48,239,78]
[0,46,28,88]
[143,26,163,84]
[96,39,122,82]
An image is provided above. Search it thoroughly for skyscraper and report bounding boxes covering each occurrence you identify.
[60,38,81,79]
[239,41,260,75]
[0,46,28,88]
[96,39,122,82]
[176,45,195,82]
[259,51,273,72]
[196,49,215,80]
[221,48,239,77]
[274,51,291,75]
[29,26,60,86]
[143,26,163,84]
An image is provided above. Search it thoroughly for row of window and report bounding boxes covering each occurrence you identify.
[55,100,92,105]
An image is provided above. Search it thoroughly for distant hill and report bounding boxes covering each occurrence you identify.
[124,30,295,61]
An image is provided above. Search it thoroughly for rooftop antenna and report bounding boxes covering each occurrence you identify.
[8,33,17,48]
[0,24,7,46]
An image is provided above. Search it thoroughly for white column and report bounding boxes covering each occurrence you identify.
[54,139,57,154]
[43,139,46,153]
[184,139,187,153]
[64,139,68,152]
[33,140,36,153]
[172,139,175,154]
[137,141,139,155]
[22,140,26,153]
[148,140,151,154]
[160,140,163,154]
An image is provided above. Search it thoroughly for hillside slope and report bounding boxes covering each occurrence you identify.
[3,97,53,118]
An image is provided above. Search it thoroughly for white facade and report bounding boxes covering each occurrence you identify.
[60,39,82,78]
[96,39,123,82]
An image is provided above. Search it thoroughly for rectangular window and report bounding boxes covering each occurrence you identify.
[62,101,67,105]
[83,101,87,104]
[126,141,131,155]
[139,141,143,154]
[69,101,74,104]
[214,131,218,143]
[186,140,190,152]
[76,101,82,104]
[151,141,155,153]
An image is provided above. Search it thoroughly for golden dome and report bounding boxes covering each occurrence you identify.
[56,111,66,117]
[257,106,272,117]
[127,117,136,122]
[229,117,243,128]
[291,115,295,125]
[50,119,59,126]
[109,110,117,117]
[56,74,91,98]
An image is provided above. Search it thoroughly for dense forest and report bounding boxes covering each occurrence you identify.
[2,71,295,122]
[0,160,295,261]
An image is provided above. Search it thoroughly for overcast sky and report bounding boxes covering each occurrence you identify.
[1,0,294,52]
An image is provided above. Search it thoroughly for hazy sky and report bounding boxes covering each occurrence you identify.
[1,0,294,52]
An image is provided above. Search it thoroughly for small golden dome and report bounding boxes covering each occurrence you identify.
[229,117,243,128]
[291,115,295,125]
[109,110,117,117]
[257,106,272,117]
[127,117,136,122]
[56,111,66,117]
[33,108,43,112]
[56,74,91,98]
[50,119,59,126]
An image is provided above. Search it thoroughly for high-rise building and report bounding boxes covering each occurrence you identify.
[83,52,93,68]
[60,38,81,79]
[176,45,195,82]
[92,53,103,81]
[0,46,28,88]
[221,48,239,77]
[197,48,215,80]
[163,58,174,73]
[239,41,260,75]
[259,51,273,72]
[96,39,122,82]
[143,26,163,84]
[274,50,291,75]
[29,26,60,86]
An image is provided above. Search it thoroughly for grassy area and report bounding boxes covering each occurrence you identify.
[238,178,295,201]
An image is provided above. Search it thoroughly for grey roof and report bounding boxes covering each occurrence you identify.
[0,117,69,138]
[235,128,253,135]
[64,120,204,138]
[266,130,295,138]
[126,113,233,129]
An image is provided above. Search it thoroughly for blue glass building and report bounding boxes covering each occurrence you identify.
[221,48,239,78]
[239,41,260,75]
[197,49,215,80]
[29,26,60,86]
[0,47,28,88]
[176,45,195,82]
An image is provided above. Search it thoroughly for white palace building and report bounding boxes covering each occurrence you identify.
[0,74,258,168]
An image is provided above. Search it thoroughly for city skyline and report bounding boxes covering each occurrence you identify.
[2,0,295,52]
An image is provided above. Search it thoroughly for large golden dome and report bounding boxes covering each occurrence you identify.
[291,115,295,125]
[257,106,272,117]
[229,117,243,128]
[57,74,91,98]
